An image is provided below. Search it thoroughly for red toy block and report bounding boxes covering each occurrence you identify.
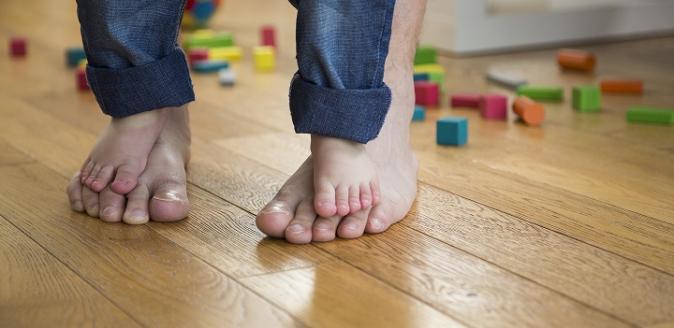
[76,68,89,91]
[414,81,440,107]
[261,25,276,48]
[450,93,481,109]
[188,48,209,66]
[9,37,27,57]
[479,94,508,120]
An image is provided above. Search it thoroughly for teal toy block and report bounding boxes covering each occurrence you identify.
[414,46,437,65]
[572,85,602,112]
[437,117,468,146]
[517,86,564,102]
[192,60,229,73]
[627,107,674,125]
[412,106,426,122]
[413,73,430,82]
[66,48,86,67]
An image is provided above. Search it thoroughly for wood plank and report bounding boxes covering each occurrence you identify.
[212,133,674,326]
[240,261,465,328]
[0,140,33,166]
[0,215,139,327]
[148,185,333,278]
[0,163,298,327]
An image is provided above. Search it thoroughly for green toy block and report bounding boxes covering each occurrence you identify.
[626,107,674,125]
[184,33,234,50]
[572,85,602,112]
[517,86,564,102]
[414,46,437,65]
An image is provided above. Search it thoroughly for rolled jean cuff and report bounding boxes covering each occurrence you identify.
[86,48,195,118]
[289,74,391,144]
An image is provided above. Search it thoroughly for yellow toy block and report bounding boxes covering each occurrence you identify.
[78,59,88,69]
[414,64,445,74]
[192,29,215,38]
[209,46,243,62]
[253,46,275,72]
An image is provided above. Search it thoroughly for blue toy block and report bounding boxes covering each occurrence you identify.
[66,48,86,67]
[413,73,430,82]
[412,106,426,121]
[192,60,229,73]
[437,117,468,146]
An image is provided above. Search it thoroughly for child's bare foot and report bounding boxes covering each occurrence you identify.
[79,107,175,194]
[311,136,380,218]
[67,107,191,224]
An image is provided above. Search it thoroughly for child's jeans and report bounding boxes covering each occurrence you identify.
[77,0,396,144]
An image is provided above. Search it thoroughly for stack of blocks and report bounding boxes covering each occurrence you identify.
[9,37,27,58]
[437,117,468,146]
[479,94,508,120]
[572,85,602,112]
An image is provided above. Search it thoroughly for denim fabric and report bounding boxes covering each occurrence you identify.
[290,0,396,143]
[76,0,194,118]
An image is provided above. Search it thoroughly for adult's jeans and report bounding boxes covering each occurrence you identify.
[77,0,396,144]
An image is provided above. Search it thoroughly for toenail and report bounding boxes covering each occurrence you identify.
[370,218,384,230]
[101,207,117,217]
[130,209,147,220]
[262,203,291,215]
[287,224,305,233]
[153,191,181,202]
[345,223,359,231]
[315,223,331,231]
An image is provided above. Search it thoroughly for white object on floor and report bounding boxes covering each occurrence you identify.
[218,68,236,86]
[486,70,528,90]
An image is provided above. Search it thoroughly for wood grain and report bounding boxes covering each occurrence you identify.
[0,163,298,327]
[0,215,139,327]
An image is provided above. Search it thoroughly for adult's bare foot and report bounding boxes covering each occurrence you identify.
[256,0,423,243]
[79,107,178,194]
[67,107,191,224]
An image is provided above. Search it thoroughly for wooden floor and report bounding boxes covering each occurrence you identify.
[1,1,674,327]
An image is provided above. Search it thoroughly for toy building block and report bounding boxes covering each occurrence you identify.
[413,73,430,82]
[77,59,88,69]
[437,117,468,146]
[414,81,440,107]
[253,46,276,72]
[218,68,236,86]
[513,96,545,126]
[626,107,674,125]
[188,48,209,65]
[414,46,437,65]
[414,64,445,88]
[209,46,243,62]
[557,49,596,72]
[9,37,27,57]
[486,70,528,90]
[192,60,229,73]
[517,85,564,102]
[183,32,234,50]
[450,93,481,109]
[479,94,508,120]
[261,25,276,48]
[600,79,643,94]
[572,85,602,112]
[76,67,89,91]
[66,48,86,67]
[412,106,426,122]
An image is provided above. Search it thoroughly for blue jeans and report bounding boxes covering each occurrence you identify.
[77,0,396,143]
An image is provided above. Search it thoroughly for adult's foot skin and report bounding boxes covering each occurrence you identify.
[67,107,192,224]
[256,0,424,243]
[78,107,176,194]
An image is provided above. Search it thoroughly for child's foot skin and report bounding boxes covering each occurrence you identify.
[79,107,174,194]
[311,136,380,218]
[67,107,191,224]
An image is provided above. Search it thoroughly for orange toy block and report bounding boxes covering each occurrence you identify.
[557,49,596,72]
[600,80,643,94]
[513,96,545,126]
